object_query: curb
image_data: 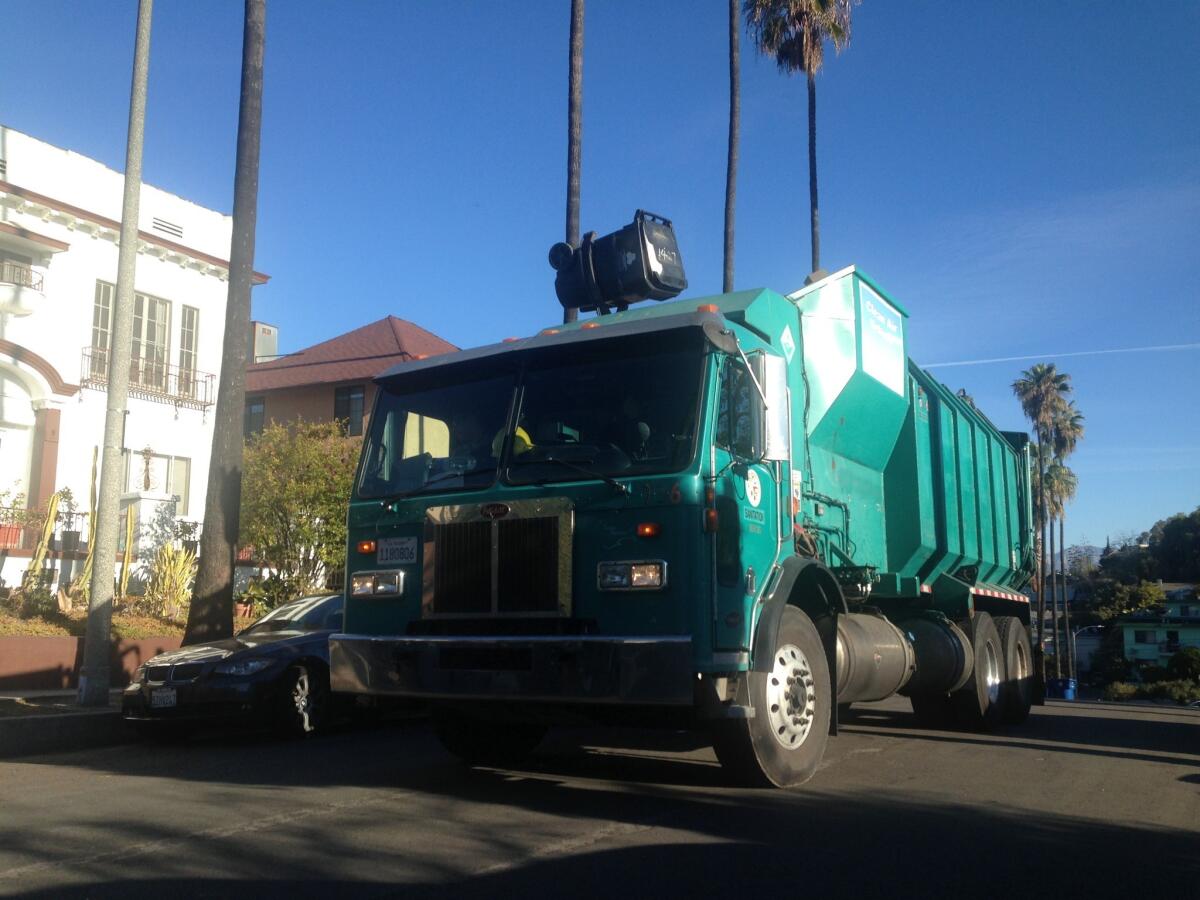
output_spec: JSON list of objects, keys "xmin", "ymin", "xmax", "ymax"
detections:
[{"xmin": 0, "ymin": 709, "xmax": 133, "ymax": 759}]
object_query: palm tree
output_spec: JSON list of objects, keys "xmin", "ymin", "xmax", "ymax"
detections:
[
  {"xmin": 744, "ymin": 0, "xmax": 855, "ymax": 274},
  {"xmin": 1052, "ymin": 401, "xmax": 1084, "ymax": 679},
  {"xmin": 185, "ymin": 0, "xmax": 266, "ymax": 645},
  {"xmin": 723, "ymin": 0, "xmax": 741, "ymax": 293},
  {"xmin": 1045, "ymin": 463, "xmax": 1078, "ymax": 679},
  {"xmin": 1012, "ymin": 363, "xmax": 1071, "ymax": 669},
  {"xmin": 563, "ymin": 0, "xmax": 584, "ymax": 324}
]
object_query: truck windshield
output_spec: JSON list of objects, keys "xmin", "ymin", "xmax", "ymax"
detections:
[
  {"xmin": 504, "ymin": 340, "xmax": 704, "ymax": 484},
  {"xmin": 357, "ymin": 332, "xmax": 705, "ymax": 499},
  {"xmin": 357, "ymin": 372, "xmax": 516, "ymax": 499}
]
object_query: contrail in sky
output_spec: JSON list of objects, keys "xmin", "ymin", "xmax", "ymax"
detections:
[{"xmin": 922, "ymin": 342, "xmax": 1200, "ymax": 369}]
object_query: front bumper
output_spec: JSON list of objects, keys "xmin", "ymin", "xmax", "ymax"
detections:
[
  {"xmin": 121, "ymin": 676, "xmax": 278, "ymax": 722},
  {"xmin": 330, "ymin": 634, "xmax": 694, "ymax": 706}
]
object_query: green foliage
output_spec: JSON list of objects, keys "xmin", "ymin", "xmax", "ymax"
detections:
[
  {"xmin": 1092, "ymin": 580, "xmax": 1166, "ymax": 621},
  {"xmin": 1138, "ymin": 664, "xmax": 1170, "ymax": 684},
  {"xmin": 141, "ymin": 543, "xmax": 197, "ymax": 619},
  {"xmin": 1167, "ymin": 647, "xmax": 1200, "ymax": 681},
  {"xmin": 1089, "ymin": 626, "xmax": 1131, "ymax": 684},
  {"xmin": 240, "ymin": 420, "xmax": 361, "ymax": 601},
  {"xmin": 239, "ymin": 573, "xmax": 292, "ymax": 612},
  {"xmin": 1102, "ymin": 682, "xmax": 1138, "ymax": 701},
  {"xmin": 1102, "ymin": 678, "xmax": 1200, "ymax": 705}
]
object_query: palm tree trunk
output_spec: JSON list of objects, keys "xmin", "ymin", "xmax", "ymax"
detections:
[
  {"xmin": 1035, "ymin": 438, "xmax": 1048, "ymax": 675},
  {"xmin": 1060, "ymin": 513, "xmax": 1074, "ymax": 681},
  {"xmin": 78, "ymin": 0, "xmax": 153, "ymax": 706},
  {"xmin": 806, "ymin": 71, "xmax": 819, "ymax": 274},
  {"xmin": 185, "ymin": 0, "xmax": 265, "ymax": 645},
  {"xmin": 722, "ymin": 0, "xmax": 739, "ymax": 294},
  {"xmin": 1049, "ymin": 511, "xmax": 1061, "ymax": 678},
  {"xmin": 563, "ymin": 0, "xmax": 584, "ymax": 324}
]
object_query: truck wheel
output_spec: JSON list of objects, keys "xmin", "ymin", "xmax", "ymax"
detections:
[
  {"xmin": 909, "ymin": 692, "xmax": 955, "ymax": 728},
  {"xmin": 712, "ymin": 606, "xmax": 830, "ymax": 788},
  {"xmin": 995, "ymin": 616, "xmax": 1033, "ymax": 725},
  {"xmin": 433, "ymin": 710, "xmax": 547, "ymax": 766},
  {"xmin": 952, "ymin": 612, "xmax": 1005, "ymax": 732}
]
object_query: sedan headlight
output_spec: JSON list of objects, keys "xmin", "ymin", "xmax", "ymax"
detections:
[
  {"xmin": 214, "ymin": 658, "xmax": 274, "ymax": 676},
  {"xmin": 597, "ymin": 560, "xmax": 667, "ymax": 591},
  {"xmin": 351, "ymin": 570, "xmax": 405, "ymax": 596}
]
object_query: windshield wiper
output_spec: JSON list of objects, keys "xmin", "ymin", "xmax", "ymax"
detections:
[
  {"xmin": 376, "ymin": 467, "xmax": 499, "ymax": 504},
  {"xmin": 516, "ymin": 455, "xmax": 628, "ymax": 495}
]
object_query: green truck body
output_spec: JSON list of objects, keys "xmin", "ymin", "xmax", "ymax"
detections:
[{"xmin": 330, "ymin": 266, "xmax": 1037, "ymax": 786}]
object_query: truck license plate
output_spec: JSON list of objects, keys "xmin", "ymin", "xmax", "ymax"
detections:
[
  {"xmin": 151, "ymin": 688, "xmax": 177, "ymax": 709},
  {"xmin": 377, "ymin": 537, "xmax": 417, "ymax": 565}
]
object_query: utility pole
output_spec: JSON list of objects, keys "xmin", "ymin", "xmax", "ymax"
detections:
[
  {"xmin": 184, "ymin": 0, "xmax": 265, "ymax": 645},
  {"xmin": 78, "ymin": 0, "xmax": 153, "ymax": 707}
]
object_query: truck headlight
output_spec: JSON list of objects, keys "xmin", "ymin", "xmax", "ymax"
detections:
[
  {"xmin": 597, "ymin": 560, "xmax": 667, "ymax": 591},
  {"xmin": 351, "ymin": 570, "xmax": 405, "ymax": 596}
]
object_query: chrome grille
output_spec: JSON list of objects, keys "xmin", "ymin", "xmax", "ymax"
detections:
[
  {"xmin": 425, "ymin": 499, "xmax": 572, "ymax": 617},
  {"xmin": 146, "ymin": 665, "xmax": 171, "ymax": 681},
  {"xmin": 497, "ymin": 516, "xmax": 558, "ymax": 613},
  {"xmin": 432, "ymin": 521, "xmax": 491, "ymax": 614}
]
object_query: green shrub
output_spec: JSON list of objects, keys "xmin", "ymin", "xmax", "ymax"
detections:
[
  {"xmin": 1167, "ymin": 647, "xmax": 1200, "ymax": 682},
  {"xmin": 1103, "ymin": 682, "xmax": 1139, "ymax": 701},
  {"xmin": 1141, "ymin": 679, "xmax": 1200, "ymax": 704},
  {"xmin": 1139, "ymin": 665, "xmax": 1170, "ymax": 684},
  {"xmin": 141, "ymin": 543, "xmax": 197, "ymax": 620}
]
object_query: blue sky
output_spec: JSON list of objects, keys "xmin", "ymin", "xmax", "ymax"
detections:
[{"xmin": 2, "ymin": 0, "xmax": 1197, "ymax": 547}]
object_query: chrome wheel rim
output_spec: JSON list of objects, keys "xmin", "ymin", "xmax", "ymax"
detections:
[
  {"xmin": 1014, "ymin": 637, "xmax": 1029, "ymax": 682},
  {"xmin": 765, "ymin": 643, "xmax": 816, "ymax": 750},
  {"xmin": 292, "ymin": 670, "xmax": 314, "ymax": 733},
  {"xmin": 983, "ymin": 641, "xmax": 1001, "ymax": 706}
]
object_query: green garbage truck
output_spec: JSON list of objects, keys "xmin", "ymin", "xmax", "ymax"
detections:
[{"xmin": 330, "ymin": 213, "xmax": 1037, "ymax": 787}]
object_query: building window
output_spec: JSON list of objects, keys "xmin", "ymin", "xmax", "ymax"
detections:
[
  {"xmin": 1133, "ymin": 630, "xmax": 1157, "ymax": 645},
  {"xmin": 245, "ymin": 397, "xmax": 265, "ymax": 437},
  {"xmin": 1180, "ymin": 605, "xmax": 1192, "ymax": 618},
  {"xmin": 132, "ymin": 292, "xmax": 171, "ymax": 391},
  {"xmin": 91, "ymin": 281, "xmax": 113, "ymax": 378},
  {"xmin": 179, "ymin": 305, "xmax": 199, "ymax": 398},
  {"xmin": 125, "ymin": 452, "xmax": 191, "ymax": 515},
  {"xmin": 335, "ymin": 385, "xmax": 365, "ymax": 436}
]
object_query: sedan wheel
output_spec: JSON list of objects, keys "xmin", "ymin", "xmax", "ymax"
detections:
[{"xmin": 279, "ymin": 664, "xmax": 329, "ymax": 736}]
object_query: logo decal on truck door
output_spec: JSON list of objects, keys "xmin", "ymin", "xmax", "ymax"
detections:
[{"xmin": 746, "ymin": 469, "xmax": 762, "ymax": 507}]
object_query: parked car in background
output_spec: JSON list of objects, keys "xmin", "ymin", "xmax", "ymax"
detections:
[{"xmin": 123, "ymin": 593, "xmax": 344, "ymax": 736}]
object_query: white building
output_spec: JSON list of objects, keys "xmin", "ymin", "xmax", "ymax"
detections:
[{"xmin": 0, "ymin": 126, "xmax": 267, "ymax": 588}]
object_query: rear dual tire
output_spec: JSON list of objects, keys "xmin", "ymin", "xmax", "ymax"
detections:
[{"xmin": 909, "ymin": 612, "xmax": 1032, "ymax": 732}]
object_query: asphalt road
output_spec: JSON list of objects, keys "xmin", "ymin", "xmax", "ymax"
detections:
[{"xmin": 0, "ymin": 696, "xmax": 1197, "ymax": 899}]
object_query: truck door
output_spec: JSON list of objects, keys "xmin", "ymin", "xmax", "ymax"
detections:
[{"xmin": 712, "ymin": 353, "xmax": 785, "ymax": 652}]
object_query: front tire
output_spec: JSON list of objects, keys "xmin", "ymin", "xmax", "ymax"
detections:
[
  {"xmin": 277, "ymin": 663, "xmax": 329, "ymax": 736},
  {"xmin": 712, "ymin": 606, "xmax": 831, "ymax": 788}
]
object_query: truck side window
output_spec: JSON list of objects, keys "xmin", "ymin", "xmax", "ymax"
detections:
[{"xmin": 716, "ymin": 359, "xmax": 758, "ymax": 458}]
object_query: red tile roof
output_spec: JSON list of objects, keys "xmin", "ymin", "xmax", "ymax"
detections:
[{"xmin": 245, "ymin": 315, "xmax": 457, "ymax": 392}]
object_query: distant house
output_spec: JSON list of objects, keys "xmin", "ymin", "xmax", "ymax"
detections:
[
  {"xmin": 1118, "ymin": 584, "xmax": 1200, "ymax": 670},
  {"xmin": 243, "ymin": 316, "xmax": 456, "ymax": 437}
]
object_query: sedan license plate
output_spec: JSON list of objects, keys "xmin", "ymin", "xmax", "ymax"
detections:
[
  {"xmin": 377, "ymin": 537, "xmax": 417, "ymax": 565},
  {"xmin": 151, "ymin": 687, "xmax": 177, "ymax": 709}
]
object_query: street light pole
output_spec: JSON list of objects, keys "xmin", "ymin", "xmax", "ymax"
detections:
[{"xmin": 78, "ymin": 0, "xmax": 153, "ymax": 707}]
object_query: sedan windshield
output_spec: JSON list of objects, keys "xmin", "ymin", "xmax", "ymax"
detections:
[{"xmin": 241, "ymin": 595, "xmax": 343, "ymax": 634}]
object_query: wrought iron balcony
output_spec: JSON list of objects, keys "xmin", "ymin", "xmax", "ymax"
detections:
[
  {"xmin": 0, "ymin": 260, "xmax": 43, "ymax": 291},
  {"xmin": 81, "ymin": 346, "xmax": 214, "ymax": 411}
]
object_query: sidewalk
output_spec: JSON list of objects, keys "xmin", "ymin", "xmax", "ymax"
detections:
[{"xmin": 0, "ymin": 689, "xmax": 130, "ymax": 759}]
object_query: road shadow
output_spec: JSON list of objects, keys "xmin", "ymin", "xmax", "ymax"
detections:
[
  {"xmin": 6, "ymin": 780, "xmax": 1198, "ymax": 899},
  {"xmin": 841, "ymin": 700, "xmax": 1200, "ymax": 767}
]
